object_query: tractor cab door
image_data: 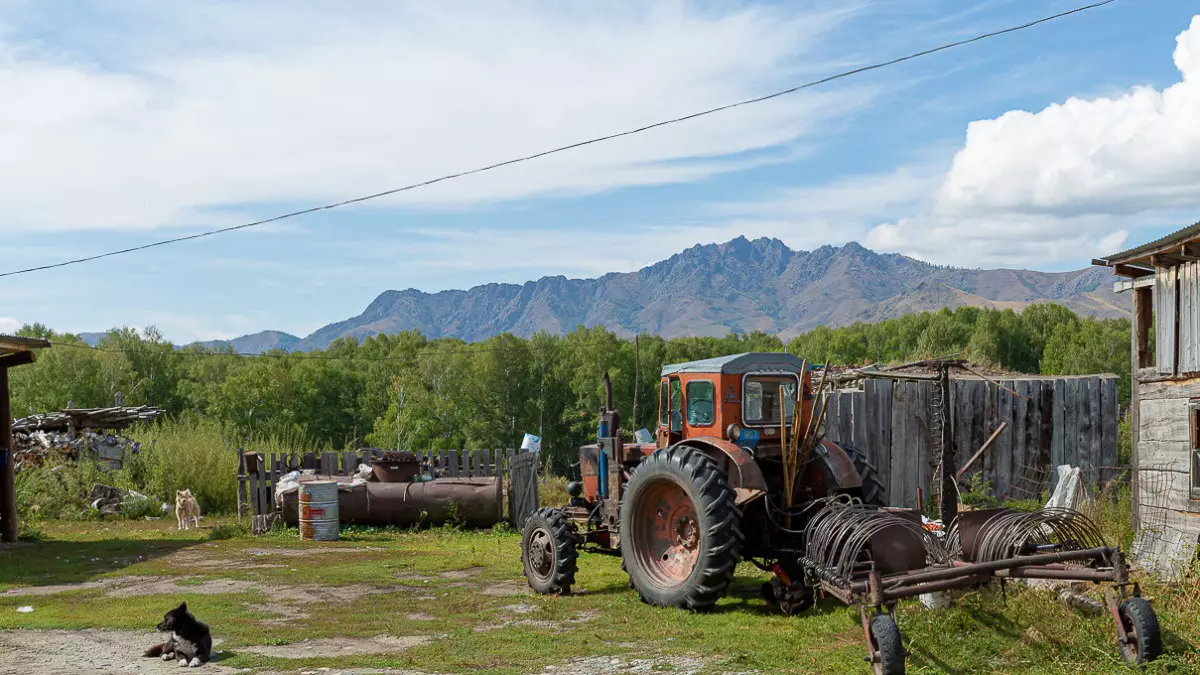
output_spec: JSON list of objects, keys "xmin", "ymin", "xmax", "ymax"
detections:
[{"xmin": 657, "ymin": 377, "xmax": 683, "ymax": 447}]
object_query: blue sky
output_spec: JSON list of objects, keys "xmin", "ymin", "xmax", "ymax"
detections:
[{"xmin": 1, "ymin": 1, "xmax": 1198, "ymax": 342}]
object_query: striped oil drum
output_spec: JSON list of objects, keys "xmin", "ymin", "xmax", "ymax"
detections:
[{"xmin": 298, "ymin": 480, "xmax": 340, "ymax": 541}]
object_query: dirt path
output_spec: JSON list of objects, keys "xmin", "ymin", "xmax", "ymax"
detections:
[{"xmin": 0, "ymin": 629, "xmax": 239, "ymax": 675}]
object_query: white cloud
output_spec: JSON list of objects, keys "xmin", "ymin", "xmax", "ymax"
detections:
[
  {"xmin": 0, "ymin": 1, "xmax": 866, "ymax": 233},
  {"xmin": 0, "ymin": 317, "xmax": 20, "ymax": 334},
  {"xmin": 864, "ymin": 15, "xmax": 1200, "ymax": 267}
]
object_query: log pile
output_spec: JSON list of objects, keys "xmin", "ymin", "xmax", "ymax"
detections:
[{"xmin": 13, "ymin": 405, "xmax": 164, "ymax": 433}]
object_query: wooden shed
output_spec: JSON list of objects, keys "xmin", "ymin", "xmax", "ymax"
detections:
[
  {"xmin": 1095, "ymin": 221, "xmax": 1200, "ymax": 576},
  {"xmin": 0, "ymin": 335, "xmax": 50, "ymax": 542}
]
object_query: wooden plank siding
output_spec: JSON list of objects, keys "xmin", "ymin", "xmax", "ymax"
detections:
[{"xmin": 822, "ymin": 374, "xmax": 1121, "ymax": 508}]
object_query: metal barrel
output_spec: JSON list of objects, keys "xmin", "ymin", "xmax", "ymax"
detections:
[{"xmin": 298, "ymin": 480, "xmax": 340, "ymax": 541}]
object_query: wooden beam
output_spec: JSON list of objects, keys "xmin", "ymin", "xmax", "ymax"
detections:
[
  {"xmin": 1151, "ymin": 253, "xmax": 1186, "ymax": 267},
  {"xmin": 1183, "ymin": 243, "xmax": 1200, "ymax": 260},
  {"xmin": 0, "ymin": 351, "xmax": 35, "ymax": 369},
  {"xmin": 1112, "ymin": 263, "xmax": 1154, "ymax": 278},
  {"xmin": 1133, "ymin": 287, "xmax": 1152, "ymax": 370},
  {"xmin": 0, "ymin": 366, "xmax": 14, "ymax": 542}
]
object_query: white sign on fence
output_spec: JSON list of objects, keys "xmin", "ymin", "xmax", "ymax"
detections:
[{"xmin": 520, "ymin": 433, "xmax": 542, "ymax": 455}]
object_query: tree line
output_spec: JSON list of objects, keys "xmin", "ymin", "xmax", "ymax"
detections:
[{"xmin": 11, "ymin": 304, "xmax": 1130, "ymax": 473}]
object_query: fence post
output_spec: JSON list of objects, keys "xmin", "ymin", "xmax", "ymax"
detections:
[{"xmin": 236, "ymin": 447, "xmax": 247, "ymax": 521}]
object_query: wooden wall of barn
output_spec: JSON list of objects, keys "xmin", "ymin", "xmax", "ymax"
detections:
[
  {"xmin": 820, "ymin": 375, "xmax": 1120, "ymax": 509},
  {"xmin": 1131, "ymin": 373, "xmax": 1200, "ymax": 578}
]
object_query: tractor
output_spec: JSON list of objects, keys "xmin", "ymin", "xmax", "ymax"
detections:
[
  {"xmin": 520, "ymin": 353, "xmax": 1159, "ymax": 674},
  {"xmin": 519, "ymin": 352, "xmax": 880, "ymax": 612}
]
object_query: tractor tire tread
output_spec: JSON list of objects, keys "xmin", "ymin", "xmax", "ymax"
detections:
[
  {"xmin": 521, "ymin": 507, "xmax": 578, "ymax": 595},
  {"xmin": 621, "ymin": 446, "xmax": 743, "ymax": 611},
  {"xmin": 841, "ymin": 443, "xmax": 887, "ymax": 506},
  {"xmin": 1119, "ymin": 597, "xmax": 1162, "ymax": 664},
  {"xmin": 870, "ymin": 614, "xmax": 906, "ymax": 675}
]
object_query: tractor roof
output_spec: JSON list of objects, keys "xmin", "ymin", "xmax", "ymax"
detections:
[{"xmin": 660, "ymin": 352, "xmax": 809, "ymax": 376}]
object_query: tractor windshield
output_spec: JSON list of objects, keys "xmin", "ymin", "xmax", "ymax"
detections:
[{"xmin": 743, "ymin": 375, "xmax": 798, "ymax": 426}]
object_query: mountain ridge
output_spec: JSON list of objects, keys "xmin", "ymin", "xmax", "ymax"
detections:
[{"xmin": 86, "ymin": 238, "xmax": 1125, "ymax": 352}]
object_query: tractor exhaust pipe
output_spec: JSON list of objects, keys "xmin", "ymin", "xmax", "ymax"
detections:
[{"xmin": 604, "ymin": 371, "xmax": 614, "ymax": 411}]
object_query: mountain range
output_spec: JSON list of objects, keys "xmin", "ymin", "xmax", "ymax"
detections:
[{"xmin": 163, "ymin": 237, "xmax": 1123, "ymax": 353}]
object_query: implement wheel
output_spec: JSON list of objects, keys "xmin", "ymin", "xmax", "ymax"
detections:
[
  {"xmin": 521, "ymin": 508, "xmax": 577, "ymax": 595},
  {"xmin": 868, "ymin": 613, "xmax": 905, "ymax": 675},
  {"xmin": 620, "ymin": 446, "xmax": 743, "ymax": 610},
  {"xmin": 1118, "ymin": 597, "xmax": 1162, "ymax": 665}
]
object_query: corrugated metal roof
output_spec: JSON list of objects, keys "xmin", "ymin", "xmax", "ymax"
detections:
[
  {"xmin": 1095, "ymin": 220, "xmax": 1200, "ymax": 266},
  {"xmin": 0, "ymin": 334, "xmax": 50, "ymax": 357},
  {"xmin": 661, "ymin": 352, "xmax": 808, "ymax": 376}
]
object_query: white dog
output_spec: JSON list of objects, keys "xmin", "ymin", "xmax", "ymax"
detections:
[{"xmin": 175, "ymin": 489, "xmax": 201, "ymax": 530}]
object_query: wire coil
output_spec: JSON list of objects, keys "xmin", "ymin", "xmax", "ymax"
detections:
[
  {"xmin": 803, "ymin": 502, "xmax": 950, "ymax": 584},
  {"xmin": 963, "ymin": 507, "xmax": 1107, "ymax": 564}
]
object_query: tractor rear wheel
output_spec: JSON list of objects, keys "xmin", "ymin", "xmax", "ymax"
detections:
[
  {"xmin": 521, "ymin": 508, "xmax": 578, "ymax": 595},
  {"xmin": 840, "ymin": 443, "xmax": 886, "ymax": 506},
  {"xmin": 620, "ymin": 446, "xmax": 743, "ymax": 610}
]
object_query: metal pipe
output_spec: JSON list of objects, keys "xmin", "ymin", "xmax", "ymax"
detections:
[
  {"xmin": 881, "ymin": 575, "xmax": 985, "ymax": 601},
  {"xmin": 994, "ymin": 567, "xmax": 1117, "ymax": 582},
  {"xmin": 851, "ymin": 546, "xmax": 1115, "ymax": 593}
]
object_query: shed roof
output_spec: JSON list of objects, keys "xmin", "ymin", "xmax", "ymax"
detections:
[
  {"xmin": 1093, "ymin": 220, "xmax": 1200, "ymax": 274},
  {"xmin": 661, "ymin": 352, "xmax": 808, "ymax": 376},
  {"xmin": 0, "ymin": 335, "xmax": 50, "ymax": 359}
]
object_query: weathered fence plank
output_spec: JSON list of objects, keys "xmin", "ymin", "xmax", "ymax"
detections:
[{"xmin": 822, "ymin": 374, "xmax": 1120, "ymax": 508}]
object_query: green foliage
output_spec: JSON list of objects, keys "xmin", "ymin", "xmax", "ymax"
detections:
[
  {"xmin": 10, "ymin": 305, "xmax": 1132, "ymax": 491},
  {"xmin": 14, "ymin": 454, "xmax": 111, "ymax": 520},
  {"xmin": 960, "ymin": 474, "xmax": 1002, "ymax": 509},
  {"xmin": 122, "ymin": 417, "xmax": 242, "ymax": 514},
  {"xmin": 119, "ymin": 494, "xmax": 163, "ymax": 519}
]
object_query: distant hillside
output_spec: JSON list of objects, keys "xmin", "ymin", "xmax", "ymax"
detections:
[
  {"xmin": 275, "ymin": 238, "xmax": 1122, "ymax": 350},
  {"xmin": 197, "ymin": 330, "xmax": 301, "ymax": 354}
]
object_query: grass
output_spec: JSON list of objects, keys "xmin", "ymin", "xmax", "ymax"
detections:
[{"xmin": 2, "ymin": 519, "xmax": 1198, "ymax": 674}]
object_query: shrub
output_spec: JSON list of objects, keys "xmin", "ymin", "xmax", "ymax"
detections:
[
  {"xmin": 123, "ymin": 417, "xmax": 241, "ymax": 514},
  {"xmin": 15, "ymin": 454, "xmax": 111, "ymax": 520}
]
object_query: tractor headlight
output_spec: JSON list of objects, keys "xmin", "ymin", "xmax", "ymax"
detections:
[{"xmin": 726, "ymin": 423, "xmax": 741, "ymax": 442}]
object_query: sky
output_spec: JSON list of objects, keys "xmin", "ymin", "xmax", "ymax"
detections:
[{"xmin": 1, "ymin": 1, "xmax": 1198, "ymax": 342}]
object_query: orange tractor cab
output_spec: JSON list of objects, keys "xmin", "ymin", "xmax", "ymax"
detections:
[{"xmin": 521, "ymin": 353, "xmax": 880, "ymax": 610}]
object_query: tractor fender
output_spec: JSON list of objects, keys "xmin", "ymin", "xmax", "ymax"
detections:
[
  {"xmin": 816, "ymin": 438, "xmax": 863, "ymax": 490},
  {"xmin": 674, "ymin": 437, "xmax": 767, "ymax": 506}
]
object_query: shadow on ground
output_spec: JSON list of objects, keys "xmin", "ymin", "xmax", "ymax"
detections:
[{"xmin": 0, "ymin": 538, "xmax": 198, "ymax": 589}]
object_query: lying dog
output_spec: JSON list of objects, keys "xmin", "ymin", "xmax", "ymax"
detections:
[
  {"xmin": 143, "ymin": 601, "xmax": 212, "ymax": 667},
  {"xmin": 175, "ymin": 489, "xmax": 200, "ymax": 530}
]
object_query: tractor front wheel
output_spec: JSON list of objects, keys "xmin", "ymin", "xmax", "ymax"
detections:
[
  {"xmin": 521, "ymin": 508, "xmax": 578, "ymax": 595},
  {"xmin": 620, "ymin": 447, "xmax": 743, "ymax": 610}
]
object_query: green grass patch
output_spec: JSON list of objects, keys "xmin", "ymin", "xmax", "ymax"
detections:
[{"xmin": 2, "ymin": 520, "xmax": 1197, "ymax": 674}]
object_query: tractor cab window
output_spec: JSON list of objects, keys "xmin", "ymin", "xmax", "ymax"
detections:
[
  {"xmin": 743, "ymin": 375, "xmax": 798, "ymax": 426},
  {"xmin": 686, "ymin": 381, "xmax": 715, "ymax": 426},
  {"xmin": 669, "ymin": 379, "xmax": 683, "ymax": 432},
  {"xmin": 659, "ymin": 380, "xmax": 670, "ymax": 427}
]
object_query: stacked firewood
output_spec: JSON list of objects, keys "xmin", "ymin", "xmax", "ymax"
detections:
[{"xmin": 13, "ymin": 405, "xmax": 163, "ymax": 433}]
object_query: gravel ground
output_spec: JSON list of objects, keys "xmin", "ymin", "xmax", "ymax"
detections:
[{"xmin": 0, "ymin": 629, "xmax": 238, "ymax": 675}]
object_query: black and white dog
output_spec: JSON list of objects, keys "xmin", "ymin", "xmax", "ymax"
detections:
[{"xmin": 143, "ymin": 602, "xmax": 213, "ymax": 668}]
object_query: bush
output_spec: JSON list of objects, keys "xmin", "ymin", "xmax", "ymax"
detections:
[
  {"xmin": 15, "ymin": 454, "xmax": 112, "ymax": 519},
  {"xmin": 123, "ymin": 417, "xmax": 241, "ymax": 514},
  {"xmin": 121, "ymin": 494, "xmax": 165, "ymax": 520}
]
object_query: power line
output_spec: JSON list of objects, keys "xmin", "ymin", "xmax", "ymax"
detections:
[{"xmin": 0, "ymin": 0, "xmax": 1116, "ymax": 279}]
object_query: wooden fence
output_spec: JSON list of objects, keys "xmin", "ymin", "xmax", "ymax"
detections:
[
  {"xmin": 238, "ymin": 448, "xmax": 522, "ymax": 520},
  {"xmin": 821, "ymin": 374, "xmax": 1120, "ymax": 509}
]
